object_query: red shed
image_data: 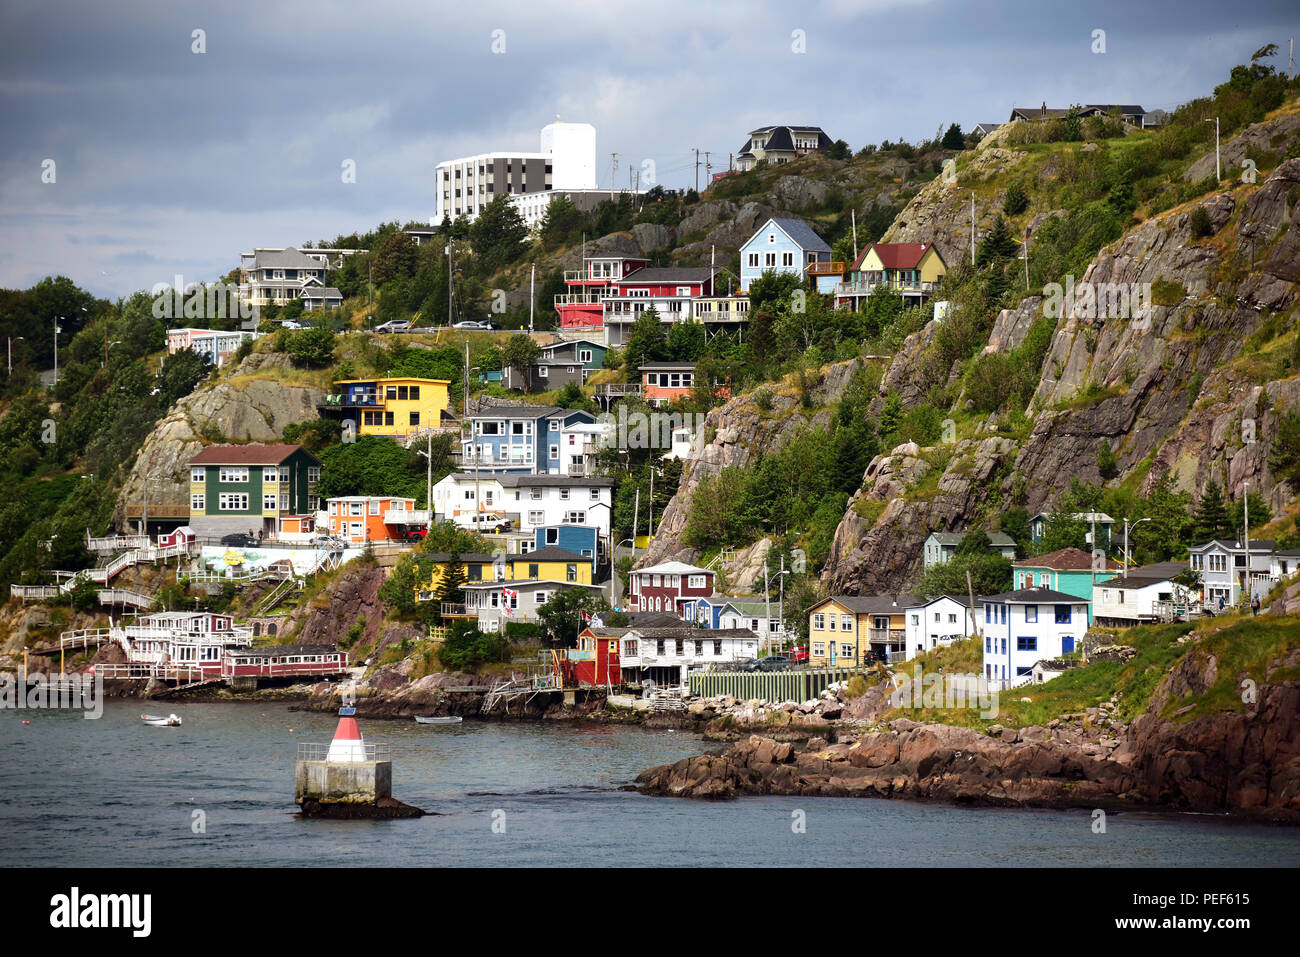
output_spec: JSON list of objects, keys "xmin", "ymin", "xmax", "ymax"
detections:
[{"xmin": 565, "ymin": 625, "xmax": 626, "ymax": 687}]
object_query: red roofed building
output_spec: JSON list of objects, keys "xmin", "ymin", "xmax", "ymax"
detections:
[{"xmin": 836, "ymin": 241, "xmax": 947, "ymax": 310}]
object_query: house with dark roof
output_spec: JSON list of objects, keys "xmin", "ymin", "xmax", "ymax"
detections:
[
  {"xmin": 1008, "ymin": 103, "xmax": 1149, "ymax": 126},
  {"xmin": 972, "ymin": 122, "xmax": 1003, "ymax": 139},
  {"xmin": 461, "ymin": 401, "xmax": 599, "ymax": 475},
  {"xmin": 187, "ymin": 444, "xmax": 321, "ymax": 538},
  {"xmin": 237, "ymin": 247, "xmax": 342, "ymax": 310},
  {"xmin": 837, "ymin": 241, "xmax": 947, "ymax": 310},
  {"xmin": 903, "ymin": 594, "xmax": 982, "ymax": 655},
  {"xmin": 1092, "ymin": 561, "xmax": 1197, "ymax": 627},
  {"xmin": 619, "ymin": 625, "xmax": 761, "ymax": 686},
  {"xmin": 601, "ymin": 265, "xmax": 722, "ymax": 348},
  {"xmin": 738, "ymin": 217, "xmax": 834, "ymax": 293},
  {"xmin": 980, "ymin": 586, "xmax": 1089, "ymax": 687},
  {"xmin": 923, "ymin": 531, "xmax": 1017, "ymax": 570},
  {"xmin": 806, "ymin": 595, "xmax": 909, "ymax": 666},
  {"xmin": 1188, "ymin": 539, "xmax": 1277, "ymax": 607},
  {"xmin": 735, "ymin": 125, "xmax": 833, "ymax": 171}
]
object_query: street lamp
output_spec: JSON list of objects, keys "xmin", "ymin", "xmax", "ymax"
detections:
[
  {"xmin": 54, "ymin": 318, "xmax": 63, "ymax": 384},
  {"xmin": 103, "ymin": 339, "xmax": 123, "ymax": 368},
  {"xmin": 7, "ymin": 336, "xmax": 23, "ymax": 374},
  {"xmin": 1121, "ymin": 517, "xmax": 1152, "ymax": 578}
]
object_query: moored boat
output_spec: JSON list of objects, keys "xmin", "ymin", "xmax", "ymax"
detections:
[
  {"xmin": 413, "ymin": 715, "xmax": 462, "ymax": 725},
  {"xmin": 141, "ymin": 713, "xmax": 182, "ymax": 727}
]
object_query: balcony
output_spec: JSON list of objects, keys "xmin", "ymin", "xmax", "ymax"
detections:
[
  {"xmin": 554, "ymin": 292, "xmax": 610, "ymax": 306},
  {"xmin": 807, "ymin": 261, "xmax": 848, "ymax": 276},
  {"xmin": 384, "ymin": 508, "xmax": 430, "ymax": 525},
  {"xmin": 868, "ymin": 628, "xmax": 905, "ymax": 644},
  {"xmin": 835, "ymin": 279, "xmax": 938, "ymax": 298},
  {"xmin": 691, "ymin": 297, "xmax": 750, "ymax": 322},
  {"xmin": 340, "ymin": 391, "xmax": 382, "ymax": 407}
]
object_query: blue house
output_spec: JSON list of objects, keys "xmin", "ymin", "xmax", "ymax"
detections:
[
  {"xmin": 462, "ymin": 402, "xmax": 597, "ymax": 475},
  {"xmin": 739, "ymin": 217, "xmax": 832, "ymax": 293},
  {"xmin": 533, "ymin": 525, "xmax": 600, "ymax": 564},
  {"xmin": 681, "ymin": 595, "xmax": 735, "ymax": 629}
]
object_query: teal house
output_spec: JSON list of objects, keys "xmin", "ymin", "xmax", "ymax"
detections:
[{"xmin": 1012, "ymin": 546, "xmax": 1120, "ymax": 624}]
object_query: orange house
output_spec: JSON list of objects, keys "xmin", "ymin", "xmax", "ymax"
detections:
[
  {"xmin": 325, "ymin": 496, "xmax": 418, "ymax": 543},
  {"xmin": 641, "ymin": 362, "xmax": 730, "ymax": 408}
]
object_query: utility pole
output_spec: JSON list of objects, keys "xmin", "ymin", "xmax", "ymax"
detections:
[
  {"xmin": 966, "ymin": 569, "xmax": 980, "ymax": 640},
  {"xmin": 1243, "ymin": 479, "xmax": 1250, "ymax": 606},
  {"xmin": 648, "ymin": 466, "xmax": 654, "ymax": 539},
  {"xmin": 704, "ymin": 151, "xmax": 712, "ymax": 185},
  {"xmin": 610, "ymin": 153, "xmax": 618, "ymax": 200},
  {"xmin": 1205, "ymin": 117, "xmax": 1220, "ymax": 181},
  {"xmin": 367, "ymin": 263, "xmax": 372, "ymax": 326},
  {"xmin": 1290, "ymin": 37, "xmax": 1294, "ymax": 81},
  {"xmin": 631, "ymin": 487, "xmax": 640, "ymax": 548},
  {"xmin": 970, "ymin": 192, "xmax": 976, "ymax": 265},
  {"xmin": 763, "ymin": 560, "xmax": 771, "ymax": 658},
  {"xmin": 694, "ymin": 149, "xmax": 700, "ymax": 193},
  {"xmin": 54, "ymin": 317, "xmax": 62, "ymax": 385},
  {"xmin": 446, "ymin": 242, "xmax": 454, "ymax": 328},
  {"xmin": 851, "ymin": 208, "xmax": 858, "ymax": 262},
  {"xmin": 529, "ymin": 264, "xmax": 535, "ymax": 334}
]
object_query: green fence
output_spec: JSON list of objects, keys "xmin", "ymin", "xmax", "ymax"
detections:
[{"xmin": 689, "ymin": 667, "xmax": 865, "ymax": 703}]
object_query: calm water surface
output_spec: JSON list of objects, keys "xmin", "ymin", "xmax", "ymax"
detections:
[{"xmin": 2, "ymin": 701, "xmax": 1296, "ymax": 867}]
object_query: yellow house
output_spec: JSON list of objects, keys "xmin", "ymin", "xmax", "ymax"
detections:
[
  {"xmin": 807, "ymin": 595, "xmax": 908, "ymax": 667},
  {"xmin": 838, "ymin": 242, "xmax": 947, "ymax": 311},
  {"xmin": 335, "ymin": 377, "xmax": 452, "ymax": 438},
  {"xmin": 415, "ymin": 547, "xmax": 593, "ymax": 602}
]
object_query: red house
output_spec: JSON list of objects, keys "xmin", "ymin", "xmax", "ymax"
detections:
[
  {"xmin": 563, "ymin": 625, "xmax": 625, "ymax": 686},
  {"xmin": 628, "ymin": 560, "xmax": 714, "ymax": 616},
  {"xmin": 555, "ymin": 254, "xmax": 650, "ymax": 329}
]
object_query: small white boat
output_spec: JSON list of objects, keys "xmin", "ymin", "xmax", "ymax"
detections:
[
  {"xmin": 141, "ymin": 713, "xmax": 182, "ymax": 727},
  {"xmin": 414, "ymin": 715, "xmax": 462, "ymax": 725}
]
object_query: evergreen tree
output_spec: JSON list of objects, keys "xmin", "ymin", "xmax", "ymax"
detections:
[
  {"xmin": 623, "ymin": 306, "xmax": 667, "ymax": 379},
  {"xmin": 1192, "ymin": 479, "xmax": 1230, "ymax": 542},
  {"xmin": 468, "ymin": 195, "xmax": 528, "ymax": 273},
  {"xmin": 1002, "ymin": 182, "xmax": 1029, "ymax": 216},
  {"xmin": 941, "ymin": 123, "xmax": 965, "ymax": 150},
  {"xmin": 977, "ymin": 214, "xmax": 1019, "ymax": 265}
]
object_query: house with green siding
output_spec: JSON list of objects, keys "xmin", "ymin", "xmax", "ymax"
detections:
[
  {"xmin": 1012, "ymin": 546, "xmax": 1120, "ymax": 624},
  {"xmin": 188, "ymin": 444, "xmax": 321, "ymax": 538}
]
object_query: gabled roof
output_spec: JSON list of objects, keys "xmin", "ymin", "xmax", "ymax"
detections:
[
  {"xmin": 628, "ymin": 626, "xmax": 758, "ymax": 640},
  {"xmin": 906, "ymin": 593, "xmax": 984, "ymax": 610},
  {"xmin": 748, "ymin": 217, "xmax": 830, "ymax": 253},
  {"xmin": 640, "ymin": 361, "xmax": 696, "ymax": 371},
  {"xmin": 811, "ymin": 595, "xmax": 909, "ymax": 615},
  {"xmin": 618, "ymin": 266, "xmax": 718, "ymax": 285},
  {"xmin": 1188, "ymin": 538, "xmax": 1276, "ymax": 552},
  {"xmin": 928, "ymin": 531, "xmax": 1017, "ymax": 547},
  {"xmin": 854, "ymin": 241, "xmax": 945, "ymax": 272},
  {"xmin": 189, "ymin": 444, "xmax": 315, "ymax": 466},
  {"xmin": 633, "ymin": 560, "xmax": 711, "ymax": 576},
  {"xmin": 1103, "ymin": 562, "xmax": 1189, "ymax": 589},
  {"xmin": 300, "ymin": 286, "xmax": 342, "ymax": 299},
  {"xmin": 983, "ymin": 586, "xmax": 1088, "ymax": 604},
  {"xmin": 251, "ymin": 247, "xmax": 322, "ymax": 270},
  {"xmin": 1015, "ymin": 546, "xmax": 1120, "ymax": 572},
  {"xmin": 467, "ymin": 402, "xmax": 576, "ymax": 420},
  {"xmin": 518, "ymin": 546, "xmax": 589, "ymax": 563}
]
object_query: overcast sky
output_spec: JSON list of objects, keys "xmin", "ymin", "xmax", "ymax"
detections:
[{"xmin": 1, "ymin": 0, "xmax": 1297, "ymax": 299}]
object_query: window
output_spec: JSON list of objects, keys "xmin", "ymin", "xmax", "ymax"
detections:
[
  {"xmin": 385, "ymin": 412, "xmax": 394, "ymax": 426},
  {"xmin": 589, "ymin": 487, "xmax": 599, "ymax": 500},
  {"xmin": 781, "ymin": 252, "xmax": 794, "ymax": 267},
  {"xmin": 218, "ymin": 467, "xmax": 249, "ymax": 483},
  {"xmin": 545, "ymin": 529, "xmax": 558, "ymax": 544},
  {"xmin": 985, "ymin": 637, "xmax": 991, "ymax": 653},
  {"xmin": 747, "ymin": 252, "xmax": 759, "ymax": 268},
  {"xmin": 764, "ymin": 252, "xmax": 776, "ymax": 267},
  {"xmin": 218, "ymin": 493, "xmax": 248, "ymax": 511},
  {"xmin": 841, "ymin": 643, "xmax": 854, "ymax": 658},
  {"xmin": 1017, "ymin": 637, "xmax": 1037, "ymax": 651},
  {"xmin": 564, "ymin": 511, "xmax": 586, "ymax": 524},
  {"xmin": 559, "ymin": 488, "xmax": 570, "ymax": 500},
  {"xmin": 840, "ymin": 614, "xmax": 853, "ymax": 631},
  {"xmin": 535, "ymin": 591, "xmax": 548, "ymax": 605},
  {"xmin": 550, "ymin": 445, "xmax": 559, "ymax": 460},
  {"xmin": 688, "ymin": 574, "xmax": 705, "ymax": 588},
  {"xmin": 910, "ymin": 614, "xmax": 919, "ymax": 625},
  {"xmin": 263, "ymin": 468, "xmax": 279, "ymax": 482},
  {"xmin": 1025, "ymin": 605, "xmax": 1038, "ymax": 623},
  {"xmin": 409, "ymin": 412, "xmax": 419, "ymax": 426},
  {"xmin": 308, "ymin": 467, "xmax": 320, "ymax": 483},
  {"xmin": 191, "ymin": 494, "xmax": 204, "ymax": 510},
  {"xmin": 1016, "ymin": 667, "xmax": 1033, "ymax": 677},
  {"xmin": 812, "ymin": 642, "xmax": 826, "ymax": 657},
  {"xmin": 191, "ymin": 468, "xmax": 205, "ymax": 483},
  {"xmin": 566, "ymin": 564, "xmax": 577, "ymax": 582},
  {"xmin": 350, "ymin": 502, "xmax": 363, "ymax": 516},
  {"xmin": 813, "ymin": 613, "xmax": 826, "ymax": 630},
  {"xmin": 538, "ymin": 366, "xmax": 548, "ymax": 379},
  {"xmin": 369, "ymin": 500, "xmax": 380, "ymax": 515},
  {"xmin": 624, "ymin": 640, "xmax": 638, "ymax": 658},
  {"xmin": 656, "ymin": 639, "xmax": 665, "ymax": 656},
  {"xmin": 578, "ymin": 349, "xmax": 593, "ymax": 364},
  {"xmin": 694, "ymin": 640, "xmax": 704, "ymax": 656},
  {"xmin": 1054, "ymin": 605, "xmax": 1072, "ymax": 624},
  {"xmin": 410, "ymin": 386, "xmax": 419, "ymax": 400},
  {"xmin": 529, "ymin": 563, "xmax": 539, "ymax": 578},
  {"xmin": 713, "ymin": 640, "xmax": 722, "ymax": 656},
  {"xmin": 263, "ymin": 494, "xmax": 277, "ymax": 511},
  {"xmin": 527, "ymin": 511, "xmax": 544, "ymax": 525}
]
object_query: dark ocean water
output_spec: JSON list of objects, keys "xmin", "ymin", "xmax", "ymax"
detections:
[{"xmin": 2, "ymin": 701, "xmax": 1296, "ymax": 867}]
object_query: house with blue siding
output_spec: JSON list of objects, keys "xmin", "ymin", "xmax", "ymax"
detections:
[
  {"xmin": 1012, "ymin": 546, "xmax": 1120, "ymax": 624},
  {"xmin": 532, "ymin": 525, "xmax": 601, "ymax": 564},
  {"xmin": 739, "ymin": 217, "xmax": 832, "ymax": 293},
  {"xmin": 462, "ymin": 401, "xmax": 598, "ymax": 475}
]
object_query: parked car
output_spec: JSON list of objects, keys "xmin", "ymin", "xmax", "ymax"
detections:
[
  {"xmin": 864, "ymin": 648, "xmax": 890, "ymax": 665},
  {"xmin": 403, "ymin": 526, "xmax": 428, "ymax": 541},
  {"xmin": 374, "ymin": 319, "xmax": 413, "ymax": 333},
  {"xmin": 452, "ymin": 320, "xmax": 490, "ymax": 330},
  {"xmin": 787, "ymin": 645, "xmax": 809, "ymax": 663},
  {"xmin": 755, "ymin": 655, "xmax": 792, "ymax": 672},
  {"xmin": 220, "ymin": 533, "xmax": 259, "ymax": 547},
  {"xmin": 279, "ymin": 320, "xmax": 303, "ymax": 330},
  {"xmin": 463, "ymin": 513, "xmax": 511, "ymax": 533},
  {"xmin": 310, "ymin": 534, "xmax": 345, "ymax": 549}
]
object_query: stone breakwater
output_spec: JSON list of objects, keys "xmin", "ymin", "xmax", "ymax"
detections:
[{"xmin": 635, "ymin": 680, "xmax": 1300, "ymax": 823}]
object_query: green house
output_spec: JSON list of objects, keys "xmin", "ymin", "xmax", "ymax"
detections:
[
  {"xmin": 188, "ymin": 444, "xmax": 321, "ymax": 538},
  {"xmin": 1012, "ymin": 546, "xmax": 1120, "ymax": 624}
]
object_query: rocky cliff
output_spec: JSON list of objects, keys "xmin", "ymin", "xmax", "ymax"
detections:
[{"xmin": 112, "ymin": 352, "xmax": 325, "ymax": 527}]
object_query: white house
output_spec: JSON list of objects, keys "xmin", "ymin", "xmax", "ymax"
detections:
[
  {"xmin": 1269, "ymin": 547, "xmax": 1300, "ymax": 580},
  {"xmin": 461, "ymin": 579, "xmax": 604, "ymax": 632},
  {"xmin": 1188, "ymin": 539, "xmax": 1276, "ymax": 607},
  {"xmin": 980, "ymin": 586, "xmax": 1088, "ymax": 688},
  {"xmin": 922, "ymin": 531, "xmax": 1018, "ymax": 569},
  {"xmin": 431, "ymin": 473, "xmax": 613, "ymax": 539},
  {"xmin": 618, "ymin": 625, "xmax": 759, "ymax": 688},
  {"xmin": 1092, "ymin": 561, "xmax": 1196, "ymax": 628},
  {"xmin": 904, "ymin": 595, "xmax": 981, "ymax": 656}
]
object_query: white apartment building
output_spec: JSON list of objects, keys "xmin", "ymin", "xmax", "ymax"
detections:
[
  {"xmin": 434, "ymin": 121, "xmax": 596, "ymax": 223},
  {"xmin": 430, "ymin": 473, "xmax": 613, "ymax": 537}
]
